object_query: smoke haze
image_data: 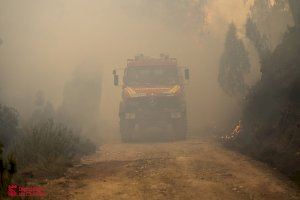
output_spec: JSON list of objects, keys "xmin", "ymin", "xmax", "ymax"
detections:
[{"xmin": 0, "ymin": 0, "xmax": 287, "ymax": 139}]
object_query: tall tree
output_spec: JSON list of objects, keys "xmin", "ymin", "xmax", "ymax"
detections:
[
  {"xmin": 249, "ymin": 0, "xmax": 292, "ymax": 49},
  {"xmin": 218, "ymin": 23, "xmax": 250, "ymax": 98},
  {"xmin": 246, "ymin": 17, "xmax": 271, "ymax": 61}
]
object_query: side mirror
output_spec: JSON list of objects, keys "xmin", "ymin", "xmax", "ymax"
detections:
[
  {"xmin": 114, "ymin": 75, "xmax": 119, "ymax": 86},
  {"xmin": 113, "ymin": 70, "xmax": 119, "ymax": 86},
  {"xmin": 184, "ymin": 68, "xmax": 190, "ymax": 80}
]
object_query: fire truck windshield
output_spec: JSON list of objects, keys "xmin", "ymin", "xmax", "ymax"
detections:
[{"xmin": 125, "ymin": 66, "xmax": 179, "ymax": 87}]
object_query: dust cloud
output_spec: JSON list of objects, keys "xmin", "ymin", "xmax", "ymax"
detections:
[{"xmin": 0, "ymin": 0, "xmax": 257, "ymax": 139}]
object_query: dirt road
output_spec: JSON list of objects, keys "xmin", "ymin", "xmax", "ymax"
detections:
[{"xmin": 46, "ymin": 139, "xmax": 300, "ymax": 200}]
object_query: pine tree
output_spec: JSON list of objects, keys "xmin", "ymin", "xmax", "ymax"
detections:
[
  {"xmin": 249, "ymin": 0, "xmax": 291, "ymax": 49},
  {"xmin": 218, "ymin": 23, "xmax": 250, "ymax": 98},
  {"xmin": 246, "ymin": 17, "xmax": 271, "ymax": 61}
]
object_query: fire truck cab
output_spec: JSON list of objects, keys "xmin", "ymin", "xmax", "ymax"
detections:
[{"xmin": 113, "ymin": 54, "xmax": 189, "ymax": 142}]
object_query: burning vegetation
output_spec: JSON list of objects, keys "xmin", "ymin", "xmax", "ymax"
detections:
[{"xmin": 220, "ymin": 0, "xmax": 300, "ymax": 185}]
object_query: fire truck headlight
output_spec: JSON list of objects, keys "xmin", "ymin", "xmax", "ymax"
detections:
[
  {"xmin": 125, "ymin": 113, "xmax": 136, "ymax": 119},
  {"xmin": 131, "ymin": 93, "xmax": 146, "ymax": 98},
  {"xmin": 171, "ymin": 112, "xmax": 181, "ymax": 119}
]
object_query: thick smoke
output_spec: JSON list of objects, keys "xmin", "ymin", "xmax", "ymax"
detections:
[{"xmin": 0, "ymin": 0, "xmax": 291, "ymax": 139}]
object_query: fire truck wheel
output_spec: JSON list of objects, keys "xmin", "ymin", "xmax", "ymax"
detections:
[
  {"xmin": 172, "ymin": 117, "xmax": 187, "ymax": 140},
  {"xmin": 120, "ymin": 119, "xmax": 134, "ymax": 142}
]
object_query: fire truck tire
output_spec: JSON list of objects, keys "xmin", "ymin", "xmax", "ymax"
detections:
[
  {"xmin": 172, "ymin": 117, "xmax": 187, "ymax": 140},
  {"xmin": 120, "ymin": 119, "xmax": 134, "ymax": 142}
]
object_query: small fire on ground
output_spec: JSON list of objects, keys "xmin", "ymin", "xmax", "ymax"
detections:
[{"xmin": 221, "ymin": 120, "xmax": 241, "ymax": 142}]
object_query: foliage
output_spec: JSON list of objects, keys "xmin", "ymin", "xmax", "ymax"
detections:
[
  {"xmin": 0, "ymin": 142, "xmax": 17, "ymax": 198},
  {"xmin": 224, "ymin": 2, "xmax": 300, "ymax": 182},
  {"xmin": 30, "ymin": 90, "xmax": 56, "ymax": 126},
  {"xmin": 0, "ymin": 104, "xmax": 19, "ymax": 147},
  {"xmin": 249, "ymin": 0, "xmax": 292, "ymax": 49},
  {"xmin": 34, "ymin": 90, "xmax": 45, "ymax": 107},
  {"xmin": 11, "ymin": 120, "xmax": 96, "ymax": 178},
  {"xmin": 57, "ymin": 64, "xmax": 102, "ymax": 131},
  {"xmin": 246, "ymin": 17, "xmax": 271, "ymax": 61},
  {"xmin": 218, "ymin": 23, "xmax": 251, "ymax": 98},
  {"xmin": 230, "ymin": 26, "xmax": 300, "ymax": 185}
]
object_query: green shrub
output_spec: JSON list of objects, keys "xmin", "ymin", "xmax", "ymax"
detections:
[{"xmin": 11, "ymin": 120, "xmax": 96, "ymax": 178}]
